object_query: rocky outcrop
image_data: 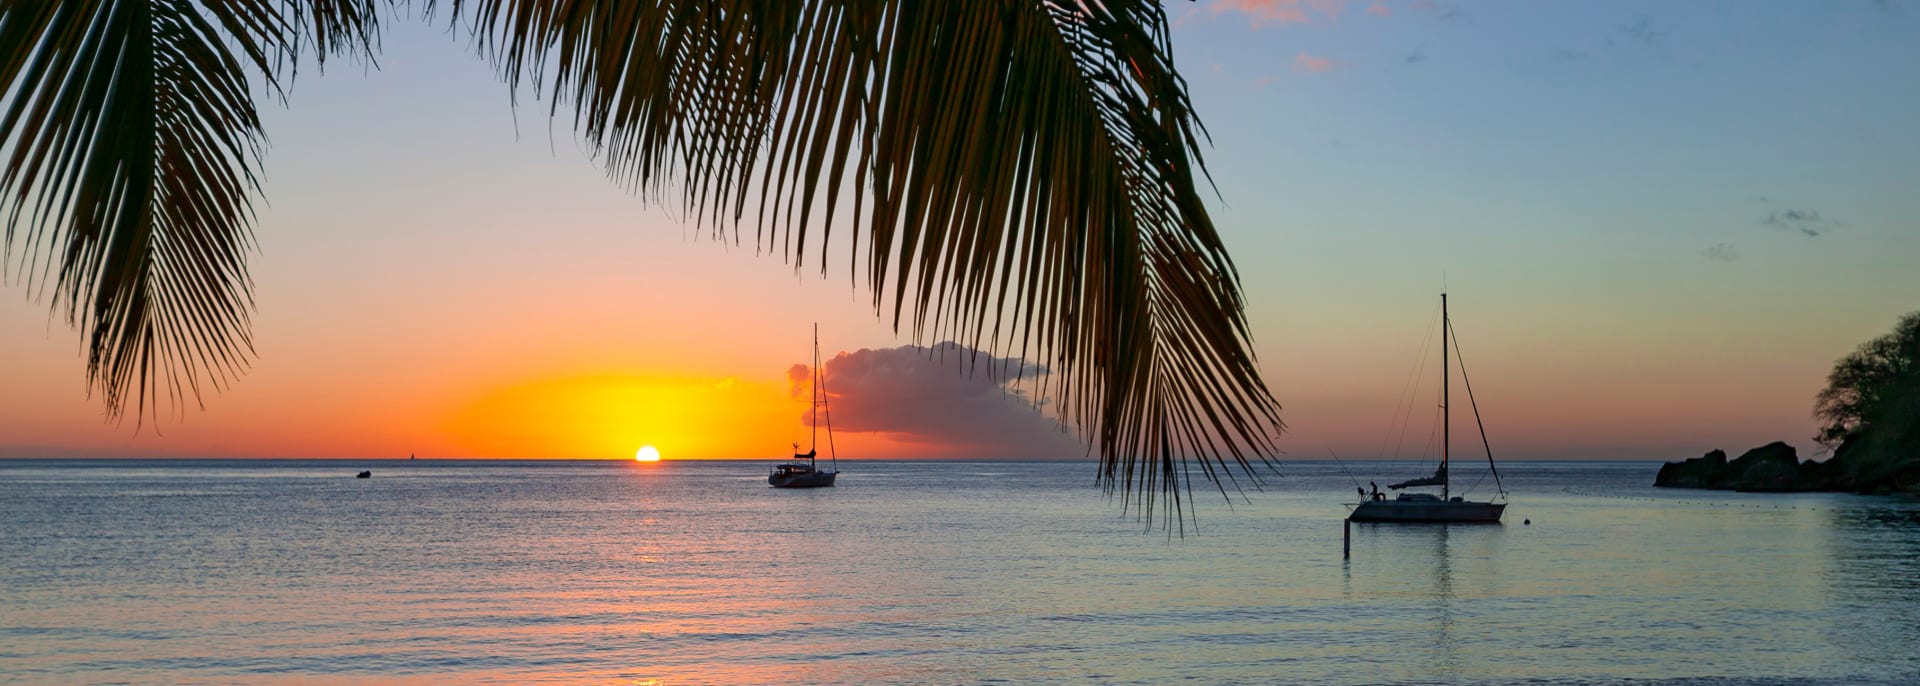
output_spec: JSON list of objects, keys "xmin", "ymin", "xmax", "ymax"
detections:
[
  {"xmin": 1824, "ymin": 430, "xmax": 1920, "ymax": 495},
  {"xmin": 1655, "ymin": 442, "xmax": 1813, "ymax": 492},
  {"xmin": 1653, "ymin": 449, "xmax": 1729, "ymax": 489},
  {"xmin": 1656, "ymin": 440, "xmax": 1919, "ymax": 495}
]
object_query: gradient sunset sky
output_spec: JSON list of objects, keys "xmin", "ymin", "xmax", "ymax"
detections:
[{"xmin": 4, "ymin": 0, "xmax": 1916, "ymax": 460}]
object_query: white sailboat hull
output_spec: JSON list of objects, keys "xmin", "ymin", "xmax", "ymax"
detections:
[{"xmin": 1349, "ymin": 499, "xmax": 1504, "ymax": 523}]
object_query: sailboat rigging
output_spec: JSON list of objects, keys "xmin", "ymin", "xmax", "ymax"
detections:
[
  {"xmin": 1348, "ymin": 293, "xmax": 1507, "ymax": 523},
  {"xmin": 770, "ymin": 324, "xmax": 839, "ymax": 488}
]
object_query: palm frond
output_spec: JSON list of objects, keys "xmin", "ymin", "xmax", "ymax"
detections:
[
  {"xmin": 0, "ymin": 0, "xmax": 381, "ymax": 421},
  {"xmin": 4, "ymin": 0, "xmax": 1282, "ymax": 523},
  {"xmin": 442, "ymin": 0, "xmax": 1284, "ymax": 525}
]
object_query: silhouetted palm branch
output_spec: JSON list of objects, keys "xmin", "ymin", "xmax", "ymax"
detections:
[
  {"xmin": 1, "ymin": 0, "xmax": 379, "ymax": 420},
  {"xmin": 3, "ymin": 0, "xmax": 1282, "ymax": 524}
]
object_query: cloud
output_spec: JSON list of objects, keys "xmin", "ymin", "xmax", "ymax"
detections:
[
  {"xmin": 1367, "ymin": 1, "xmax": 1391, "ymax": 17},
  {"xmin": 1871, "ymin": 0, "xmax": 1903, "ymax": 16},
  {"xmin": 1412, "ymin": 0, "xmax": 1470, "ymax": 23},
  {"xmin": 1762, "ymin": 208, "xmax": 1841, "ymax": 237},
  {"xmin": 789, "ymin": 343, "xmax": 1083, "ymax": 458},
  {"xmin": 1702, "ymin": 243, "xmax": 1740, "ymax": 263},
  {"xmin": 1173, "ymin": 7, "xmax": 1203, "ymax": 28},
  {"xmin": 1550, "ymin": 47, "xmax": 1589, "ymax": 63},
  {"xmin": 1404, "ymin": 48, "xmax": 1425, "ymax": 64},
  {"xmin": 1619, "ymin": 16, "xmax": 1665, "ymax": 47},
  {"xmin": 1212, "ymin": 0, "xmax": 1349, "ymax": 28},
  {"xmin": 1293, "ymin": 52, "xmax": 1339, "ymax": 73}
]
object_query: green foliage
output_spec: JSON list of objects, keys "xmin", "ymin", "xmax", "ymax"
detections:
[
  {"xmin": 1, "ymin": 0, "xmax": 1283, "ymax": 524},
  {"xmin": 1814, "ymin": 310, "xmax": 1920, "ymax": 451}
]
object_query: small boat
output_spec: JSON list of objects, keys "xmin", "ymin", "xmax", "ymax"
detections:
[
  {"xmin": 356, "ymin": 470, "xmax": 372, "ymax": 479},
  {"xmin": 771, "ymin": 324, "xmax": 839, "ymax": 488},
  {"xmin": 1349, "ymin": 293, "xmax": 1507, "ymax": 523}
]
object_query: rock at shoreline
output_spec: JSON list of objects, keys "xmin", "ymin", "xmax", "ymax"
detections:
[
  {"xmin": 1655, "ymin": 439, "xmax": 1918, "ymax": 494},
  {"xmin": 1655, "ymin": 442, "xmax": 1814, "ymax": 492},
  {"xmin": 1827, "ymin": 428, "xmax": 1920, "ymax": 495},
  {"xmin": 1653, "ymin": 449, "xmax": 1728, "ymax": 489}
]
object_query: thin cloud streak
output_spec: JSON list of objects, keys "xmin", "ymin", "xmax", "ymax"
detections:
[
  {"xmin": 1762, "ymin": 209, "xmax": 1841, "ymax": 237},
  {"xmin": 1412, "ymin": 0, "xmax": 1470, "ymax": 23},
  {"xmin": 1294, "ymin": 52, "xmax": 1339, "ymax": 73},
  {"xmin": 1550, "ymin": 47, "xmax": 1589, "ymax": 63},
  {"xmin": 1212, "ymin": 0, "xmax": 1349, "ymax": 28},
  {"xmin": 1618, "ymin": 16, "xmax": 1665, "ymax": 47}
]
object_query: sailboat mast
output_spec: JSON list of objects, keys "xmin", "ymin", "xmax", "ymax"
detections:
[
  {"xmin": 1442, "ymin": 292, "xmax": 1450, "ymax": 501},
  {"xmin": 811, "ymin": 323, "xmax": 819, "ymax": 459}
]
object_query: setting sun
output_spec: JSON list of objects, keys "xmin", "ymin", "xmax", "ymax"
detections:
[{"xmin": 635, "ymin": 445, "xmax": 661, "ymax": 462}]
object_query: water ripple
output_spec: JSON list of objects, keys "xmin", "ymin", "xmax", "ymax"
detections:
[{"xmin": 3, "ymin": 459, "xmax": 1917, "ymax": 684}]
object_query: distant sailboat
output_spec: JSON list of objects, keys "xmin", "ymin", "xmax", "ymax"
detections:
[
  {"xmin": 1348, "ymin": 293, "xmax": 1507, "ymax": 523},
  {"xmin": 410, "ymin": 452, "xmax": 415, "ymax": 460},
  {"xmin": 770, "ymin": 324, "xmax": 839, "ymax": 488}
]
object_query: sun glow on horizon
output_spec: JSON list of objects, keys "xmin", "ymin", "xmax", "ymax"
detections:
[
  {"xmin": 636, "ymin": 445, "xmax": 661, "ymax": 462},
  {"xmin": 442, "ymin": 373, "xmax": 803, "ymax": 459}
]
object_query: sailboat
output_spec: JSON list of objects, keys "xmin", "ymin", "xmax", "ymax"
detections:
[
  {"xmin": 770, "ymin": 324, "xmax": 839, "ymax": 488},
  {"xmin": 1348, "ymin": 293, "xmax": 1507, "ymax": 523}
]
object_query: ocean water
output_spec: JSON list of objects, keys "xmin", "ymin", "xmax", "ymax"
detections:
[{"xmin": 2, "ymin": 459, "xmax": 1916, "ymax": 685}]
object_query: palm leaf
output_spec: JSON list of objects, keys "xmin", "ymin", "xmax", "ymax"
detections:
[
  {"xmin": 5, "ymin": 1, "xmax": 1282, "ymax": 524},
  {"xmin": 439, "ymin": 0, "xmax": 1285, "ymax": 525},
  {"xmin": 0, "ymin": 0, "xmax": 380, "ymax": 421}
]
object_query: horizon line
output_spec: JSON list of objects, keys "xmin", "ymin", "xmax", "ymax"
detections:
[{"xmin": 0, "ymin": 456, "xmax": 1681, "ymax": 462}]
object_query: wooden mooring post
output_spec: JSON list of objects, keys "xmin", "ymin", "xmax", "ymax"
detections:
[{"xmin": 1343, "ymin": 517, "xmax": 1351, "ymax": 559}]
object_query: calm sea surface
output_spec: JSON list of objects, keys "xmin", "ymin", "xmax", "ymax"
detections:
[{"xmin": 3, "ymin": 459, "xmax": 1917, "ymax": 685}]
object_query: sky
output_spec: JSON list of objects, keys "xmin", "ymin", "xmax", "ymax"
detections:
[{"xmin": 3, "ymin": 0, "xmax": 1917, "ymax": 461}]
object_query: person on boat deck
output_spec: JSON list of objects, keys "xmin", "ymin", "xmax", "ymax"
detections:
[
  {"xmin": 1369, "ymin": 481, "xmax": 1383, "ymax": 501},
  {"xmin": 1358, "ymin": 486, "xmax": 1367, "ymax": 501}
]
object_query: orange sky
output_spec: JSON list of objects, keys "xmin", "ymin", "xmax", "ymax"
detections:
[{"xmin": 5, "ymin": 11, "xmax": 1917, "ymax": 461}]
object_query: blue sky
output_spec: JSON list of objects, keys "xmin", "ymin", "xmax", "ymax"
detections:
[{"xmin": 1171, "ymin": 0, "xmax": 1919, "ymax": 458}]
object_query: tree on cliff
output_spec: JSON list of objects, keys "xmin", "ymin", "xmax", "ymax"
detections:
[{"xmin": 1814, "ymin": 310, "xmax": 1920, "ymax": 458}]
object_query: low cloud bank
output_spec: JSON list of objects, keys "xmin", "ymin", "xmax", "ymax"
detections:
[{"xmin": 789, "ymin": 343, "xmax": 1083, "ymax": 459}]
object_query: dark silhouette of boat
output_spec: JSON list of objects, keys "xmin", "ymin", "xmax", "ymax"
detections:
[
  {"xmin": 771, "ymin": 325, "xmax": 839, "ymax": 488},
  {"xmin": 1348, "ymin": 293, "xmax": 1507, "ymax": 523},
  {"xmin": 356, "ymin": 470, "xmax": 372, "ymax": 479}
]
